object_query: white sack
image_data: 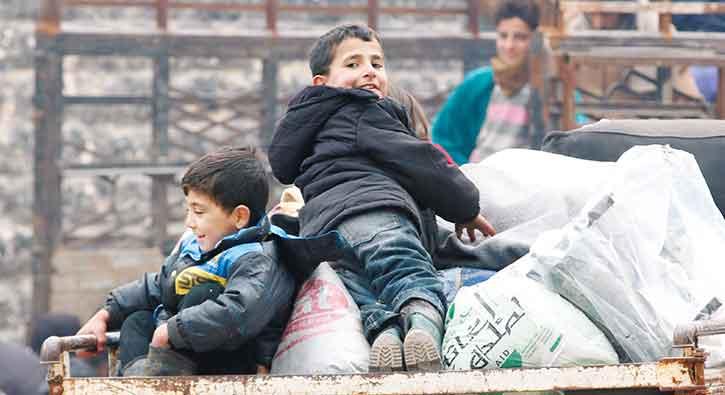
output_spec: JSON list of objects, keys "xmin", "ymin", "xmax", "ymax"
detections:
[{"xmin": 271, "ymin": 262, "xmax": 369, "ymax": 374}]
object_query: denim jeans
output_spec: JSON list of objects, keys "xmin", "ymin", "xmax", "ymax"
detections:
[
  {"xmin": 332, "ymin": 209, "xmax": 446, "ymax": 342},
  {"xmin": 118, "ymin": 283, "xmax": 255, "ymax": 374}
]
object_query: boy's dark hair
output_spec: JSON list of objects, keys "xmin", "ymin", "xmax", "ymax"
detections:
[
  {"xmin": 309, "ymin": 23, "xmax": 382, "ymax": 76},
  {"xmin": 181, "ymin": 147, "xmax": 269, "ymax": 225},
  {"xmin": 494, "ymin": 0, "xmax": 540, "ymax": 31}
]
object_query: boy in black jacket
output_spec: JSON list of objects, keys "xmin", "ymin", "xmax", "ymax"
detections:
[{"xmin": 268, "ymin": 24, "xmax": 495, "ymax": 372}]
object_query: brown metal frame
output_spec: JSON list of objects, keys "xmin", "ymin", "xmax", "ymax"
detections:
[
  {"xmin": 40, "ymin": 319, "xmax": 725, "ymax": 395},
  {"xmin": 32, "ymin": 0, "xmax": 497, "ymax": 319},
  {"xmin": 550, "ymin": 1, "xmax": 725, "ymax": 130}
]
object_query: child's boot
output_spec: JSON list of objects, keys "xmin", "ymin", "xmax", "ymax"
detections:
[
  {"xmin": 120, "ymin": 356, "xmax": 147, "ymax": 376},
  {"xmin": 401, "ymin": 299, "xmax": 443, "ymax": 371},
  {"xmin": 143, "ymin": 346, "xmax": 197, "ymax": 376},
  {"xmin": 369, "ymin": 325, "xmax": 404, "ymax": 372}
]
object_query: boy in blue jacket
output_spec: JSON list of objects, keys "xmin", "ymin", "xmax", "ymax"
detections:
[
  {"xmin": 269, "ymin": 24, "xmax": 496, "ymax": 372},
  {"xmin": 76, "ymin": 147, "xmax": 337, "ymax": 376}
]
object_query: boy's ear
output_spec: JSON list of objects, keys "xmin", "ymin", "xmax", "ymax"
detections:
[
  {"xmin": 312, "ymin": 74, "xmax": 328, "ymax": 86},
  {"xmin": 231, "ymin": 205, "xmax": 251, "ymax": 229}
]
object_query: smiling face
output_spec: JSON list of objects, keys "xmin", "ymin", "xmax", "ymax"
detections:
[
  {"xmin": 312, "ymin": 37, "xmax": 389, "ymax": 98},
  {"xmin": 184, "ymin": 189, "xmax": 248, "ymax": 252},
  {"xmin": 496, "ymin": 16, "xmax": 533, "ymax": 65}
]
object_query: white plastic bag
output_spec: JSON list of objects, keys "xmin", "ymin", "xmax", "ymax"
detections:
[
  {"xmin": 434, "ymin": 149, "xmax": 614, "ymax": 271},
  {"xmin": 271, "ymin": 262, "xmax": 369, "ymax": 374},
  {"xmin": 520, "ymin": 145, "xmax": 725, "ymax": 365},
  {"xmin": 442, "ymin": 271, "xmax": 618, "ymax": 370}
]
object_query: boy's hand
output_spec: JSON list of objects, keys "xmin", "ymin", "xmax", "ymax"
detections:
[
  {"xmin": 455, "ymin": 214, "xmax": 496, "ymax": 242},
  {"xmin": 151, "ymin": 323, "xmax": 170, "ymax": 348},
  {"xmin": 75, "ymin": 308, "xmax": 110, "ymax": 358}
]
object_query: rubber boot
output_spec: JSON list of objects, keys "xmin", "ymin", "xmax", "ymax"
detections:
[
  {"xmin": 121, "ymin": 356, "xmax": 148, "ymax": 377},
  {"xmin": 143, "ymin": 346, "xmax": 197, "ymax": 376},
  {"xmin": 400, "ymin": 299, "xmax": 443, "ymax": 371},
  {"xmin": 369, "ymin": 325, "xmax": 404, "ymax": 372}
]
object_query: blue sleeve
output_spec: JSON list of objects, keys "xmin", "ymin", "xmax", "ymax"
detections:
[{"xmin": 431, "ymin": 67, "xmax": 494, "ymax": 165}]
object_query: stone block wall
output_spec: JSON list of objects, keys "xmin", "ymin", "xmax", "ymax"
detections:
[{"xmin": 50, "ymin": 248, "xmax": 163, "ymax": 321}]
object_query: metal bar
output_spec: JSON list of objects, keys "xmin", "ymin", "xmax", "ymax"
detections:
[
  {"xmin": 156, "ymin": 0, "xmax": 168, "ymax": 31},
  {"xmin": 151, "ymin": 52, "xmax": 171, "ymax": 251},
  {"xmin": 33, "ymin": 36, "xmax": 63, "ymax": 320},
  {"xmin": 659, "ymin": 12, "xmax": 673, "ymax": 39},
  {"xmin": 561, "ymin": 1, "xmax": 725, "ymax": 15},
  {"xmin": 64, "ymin": 96, "xmax": 151, "ymax": 106},
  {"xmin": 718, "ymin": 68, "xmax": 725, "ymax": 119},
  {"xmin": 266, "ymin": 0, "xmax": 278, "ymax": 34},
  {"xmin": 63, "ymin": 163, "xmax": 188, "ymax": 177},
  {"xmin": 467, "ymin": 0, "xmax": 480, "ymax": 37},
  {"xmin": 63, "ymin": 0, "xmax": 469, "ymax": 16},
  {"xmin": 55, "ymin": 32, "xmax": 496, "ymax": 60},
  {"xmin": 53, "ymin": 360, "xmax": 705, "ymax": 394},
  {"xmin": 674, "ymin": 318, "xmax": 725, "ymax": 348},
  {"xmin": 367, "ymin": 0, "xmax": 379, "ymax": 31},
  {"xmin": 37, "ymin": 0, "xmax": 62, "ymax": 35},
  {"xmin": 65, "ymin": 0, "xmax": 156, "ymax": 6},
  {"xmin": 559, "ymin": 55, "xmax": 576, "ymax": 130},
  {"xmin": 261, "ymin": 56, "xmax": 279, "ymax": 150}
]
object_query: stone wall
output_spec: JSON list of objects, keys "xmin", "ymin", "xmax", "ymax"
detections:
[{"xmin": 50, "ymin": 248, "xmax": 164, "ymax": 322}]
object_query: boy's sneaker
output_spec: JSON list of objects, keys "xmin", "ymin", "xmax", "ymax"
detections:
[
  {"xmin": 401, "ymin": 300, "xmax": 443, "ymax": 371},
  {"xmin": 369, "ymin": 325, "xmax": 404, "ymax": 372}
]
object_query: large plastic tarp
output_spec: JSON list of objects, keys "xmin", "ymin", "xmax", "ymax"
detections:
[
  {"xmin": 435, "ymin": 149, "xmax": 613, "ymax": 271},
  {"xmin": 514, "ymin": 145, "xmax": 725, "ymax": 365}
]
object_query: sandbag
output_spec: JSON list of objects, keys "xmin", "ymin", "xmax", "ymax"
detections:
[
  {"xmin": 271, "ymin": 262, "xmax": 369, "ymax": 374},
  {"xmin": 542, "ymin": 119, "xmax": 725, "ymax": 217},
  {"xmin": 442, "ymin": 270, "xmax": 618, "ymax": 370}
]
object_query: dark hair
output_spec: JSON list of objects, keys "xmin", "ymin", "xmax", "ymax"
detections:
[
  {"xmin": 181, "ymin": 147, "xmax": 269, "ymax": 225},
  {"xmin": 494, "ymin": 0, "xmax": 540, "ymax": 31},
  {"xmin": 309, "ymin": 23, "xmax": 382, "ymax": 76}
]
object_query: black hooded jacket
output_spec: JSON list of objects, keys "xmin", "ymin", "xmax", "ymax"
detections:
[{"xmin": 269, "ymin": 86, "xmax": 480, "ymax": 237}]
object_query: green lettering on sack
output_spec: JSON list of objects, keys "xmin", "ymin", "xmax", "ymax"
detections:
[
  {"xmin": 500, "ymin": 351, "xmax": 522, "ymax": 368},
  {"xmin": 549, "ymin": 335, "xmax": 563, "ymax": 352}
]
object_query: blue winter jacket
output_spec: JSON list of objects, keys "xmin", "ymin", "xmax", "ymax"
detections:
[{"xmin": 103, "ymin": 216, "xmax": 343, "ymax": 366}]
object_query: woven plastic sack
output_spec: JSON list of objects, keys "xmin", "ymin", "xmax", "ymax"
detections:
[
  {"xmin": 271, "ymin": 262, "xmax": 369, "ymax": 374},
  {"xmin": 442, "ymin": 270, "xmax": 618, "ymax": 370}
]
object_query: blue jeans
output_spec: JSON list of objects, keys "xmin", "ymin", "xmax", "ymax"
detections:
[
  {"xmin": 118, "ymin": 283, "xmax": 256, "ymax": 374},
  {"xmin": 332, "ymin": 209, "xmax": 446, "ymax": 342}
]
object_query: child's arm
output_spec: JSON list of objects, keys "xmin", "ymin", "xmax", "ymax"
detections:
[
  {"xmin": 356, "ymin": 106, "xmax": 485, "ymax": 226},
  {"xmin": 165, "ymin": 252, "xmax": 293, "ymax": 352},
  {"xmin": 75, "ymin": 308, "xmax": 110, "ymax": 357},
  {"xmin": 455, "ymin": 213, "xmax": 496, "ymax": 241}
]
